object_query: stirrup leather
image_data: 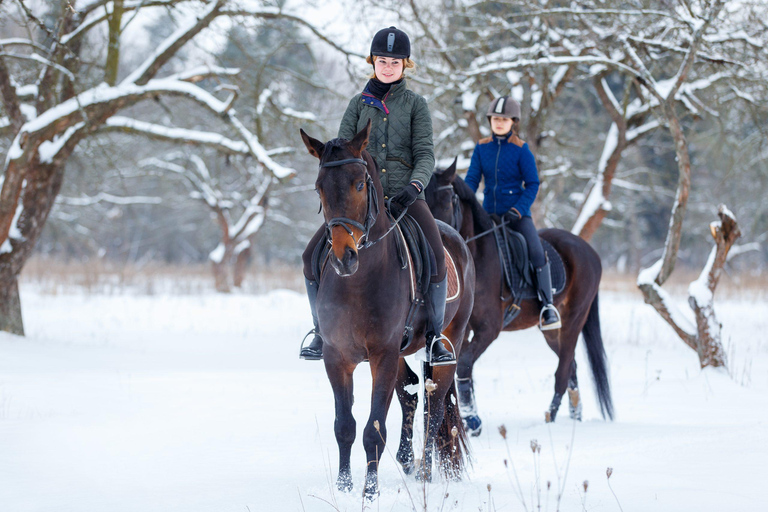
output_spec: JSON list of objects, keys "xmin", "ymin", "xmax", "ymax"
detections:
[
  {"xmin": 539, "ymin": 305, "xmax": 562, "ymax": 331},
  {"xmin": 428, "ymin": 333, "xmax": 456, "ymax": 367}
]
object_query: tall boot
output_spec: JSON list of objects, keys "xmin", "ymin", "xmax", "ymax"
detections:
[
  {"xmin": 299, "ymin": 277, "xmax": 324, "ymax": 360},
  {"xmin": 425, "ymin": 277, "xmax": 456, "ymax": 366},
  {"xmin": 536, "ymin": 261, "xmax": 562, "ymax": 331}
]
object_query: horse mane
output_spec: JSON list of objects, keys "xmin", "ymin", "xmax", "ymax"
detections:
[
  {"xmin": 321, "ymin": 138, "xmax": 350, "ymax": 161},
  {"xmin": 452, "ymin": 175, "xmax": 495, "ymax": 234}
]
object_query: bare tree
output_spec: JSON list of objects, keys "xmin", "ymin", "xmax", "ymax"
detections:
[
  {"xmin": 141, "ymin": 153, "xmax": 274, "ymax": 292},
  {"xmin": 0, "ymin": 0, "xmax": 354, "ymax": 334}
]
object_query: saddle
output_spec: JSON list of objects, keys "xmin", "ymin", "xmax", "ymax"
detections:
[
  {"xmin": 490, "ymin": 217, "xmax": 566, "ymax": 327},
  {"xmin": 311, "ymin": 213, "xmax": 460, "ymax": 353}
]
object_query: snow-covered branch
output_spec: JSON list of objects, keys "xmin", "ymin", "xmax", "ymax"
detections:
[
  {"xmin": 167, "ymin": 66, "xmax": 241, "ymax": 83},
  {"xmin": 122, "ymin": 0, "xmax": 225, "ymax": 85},
  {"xmin": 63, "ymin": 0, "xmax": 187, "ymax": 46},
  {"xmin": 56, "ymin": 193, "xmax": 162, "ymax": 206},
  {"xmin": 221, "ymin": 7, "xmax": 366, "ymax": 60},
  {"xmin": 100, "ymin": 117, "xmax": 251, "ymax": 155}
]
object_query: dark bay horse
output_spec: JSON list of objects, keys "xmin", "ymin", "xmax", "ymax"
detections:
[
  {"xmin": 299, "ymin": 122, "xmax": 475, "ymax": 499},
  {"xmin": 425, "ymin": 160, "xmax": 613, "ymax": 433}
]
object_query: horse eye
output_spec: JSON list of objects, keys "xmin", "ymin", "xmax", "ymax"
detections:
[
  {"xmin": 315, "ymin": 188, "xmax": 320, "ymax": 196},
  {"xmin": 356, "ymin": 181, "xmax": 365, "ymax": 192}
]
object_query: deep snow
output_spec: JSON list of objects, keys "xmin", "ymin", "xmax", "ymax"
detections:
[{"xmin": 1, "ymin": 286, "xmax": 766, "ymax": 511}]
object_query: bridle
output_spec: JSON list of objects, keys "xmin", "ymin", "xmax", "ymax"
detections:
[
  {"xmin": 437, "ymin": 184, "xmax": 463, "ymax": 232},
  {"xmin": 319, "ymin": 155, "xmax": 409, "ymax": 250},
  {"xmin": 319, "ymin": 156, "xmax": 380, "ymax": 250}
]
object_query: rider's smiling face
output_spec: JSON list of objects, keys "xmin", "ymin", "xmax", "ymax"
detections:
[{"xmin": 373, "ymin": 56, "xmax": 404, "ymax": 84}]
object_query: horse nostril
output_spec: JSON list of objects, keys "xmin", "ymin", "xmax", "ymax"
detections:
[{"xmin": 343, "ymin": 247, "xmax": 357, "ymax": 266}]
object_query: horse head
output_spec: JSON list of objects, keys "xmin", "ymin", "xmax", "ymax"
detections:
[
  {"xmin": 300, "ymin": 120, "xmax": 380, "ymax": 277},
  {"xmin": 426, "ymin": 157, "xmax": 460, "ymax": 229}
]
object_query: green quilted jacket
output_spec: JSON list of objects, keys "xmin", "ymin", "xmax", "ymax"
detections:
[{"xmin": 337, "ymin": 79, "xmax": 434, "ymax": 199}]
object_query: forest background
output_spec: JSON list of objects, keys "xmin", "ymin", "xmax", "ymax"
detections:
[{"xmin": 1, "ymin": 0, "xmax": 766, "ymax": 340}]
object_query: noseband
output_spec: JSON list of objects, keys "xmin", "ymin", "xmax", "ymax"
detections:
[{"xmin": 320, "ymin": 157, "xmax": 380, "ymax": 250}]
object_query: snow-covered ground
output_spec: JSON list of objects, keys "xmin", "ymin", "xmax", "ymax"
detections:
[{"xmin": 1, "ymin": 285, "xmax": 766, "ymax": 511}]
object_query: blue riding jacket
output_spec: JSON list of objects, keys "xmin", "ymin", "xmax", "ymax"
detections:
[{"xmin": 464, "ymin": 133, "xmax": 540, "ymax": 217}]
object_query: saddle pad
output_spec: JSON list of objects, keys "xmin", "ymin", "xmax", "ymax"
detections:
[
  {"xmin": 400, "ymin": 228, "xmax": 460, "ymax": 303},
  {"xmin": 510, "ymin": 238, "xmax": 566, "ymax": 300},
  {"xmin": 445, "ymin": 248, "xmax": 460, "ymax": 302}
]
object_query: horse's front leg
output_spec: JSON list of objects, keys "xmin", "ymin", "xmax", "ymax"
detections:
[
  {"xmin": 324, "ymin": 349, "xmax": 356, "ymax": 492},
  {"xmin": 395, "ymin": 358, "xmax": 419, "ymax": 475},
  {"xmin": 362, "ymin": 350, "xmax": 400, "ymax": 500}
]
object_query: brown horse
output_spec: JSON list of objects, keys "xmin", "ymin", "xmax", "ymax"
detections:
[
  {"xmin": 299, "ymin": 122, "xmax": 475, "ymax": 499},
  {"xmin": 424, "ymin": 160, "xmax": 613, "ymax": 433}
]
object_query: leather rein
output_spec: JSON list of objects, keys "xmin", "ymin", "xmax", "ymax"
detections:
[{"xmin": 438, "ymin": 183, "xmax": 506, "ymax": 243}]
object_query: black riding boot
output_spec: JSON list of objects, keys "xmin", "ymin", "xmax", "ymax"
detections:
[
  {"xmin": 425, "ymin": 277, "xmax": 456, "ymax": 366},
  {"xmin": 536, "ymin": 261, "xmax": 562, "ymax": 331},
  {"xmin": 299, "ymin": 278, "xmax": 323, "ymax": 360}
]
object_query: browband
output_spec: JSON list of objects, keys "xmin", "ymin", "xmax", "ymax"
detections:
[{"xmin": 320, "ymin": 158, "xmax": 367, "ymax": 168}]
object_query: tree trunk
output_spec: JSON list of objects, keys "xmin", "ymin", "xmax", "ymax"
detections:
[
  {"xmin": 0, "ymin": 159, "xmax": 67, "ymax": 335},
  {"xmin": 0, "ymin": 274, "xmax": 24, "ymax": 335},
  {"xmin": 212, "ymin": 259, "xmax": 231, "ymax": 293},
  {"xmin": 639, "ymin": 203, "xmax": 735, "ymax": 369},
  {"xmin": 233, "ymin": 245, "xmax": 251, "ymax": 288},
  {"xmin": 687, "ymin": 205, "xmax": 739, "ymax": 368}
]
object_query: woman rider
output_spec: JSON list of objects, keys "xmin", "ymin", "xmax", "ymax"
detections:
[
  {"xmin": 299, "ymin": 26, "xmax": 455, "ymax": 365},
  {"xmin": 465, "ymin": 96, "xmax": 561, "ymax": 330}
]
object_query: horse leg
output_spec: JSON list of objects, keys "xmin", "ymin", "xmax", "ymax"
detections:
[
  {"xmin": 567, "ymin": 359, "xmax": 582, "ymax": 421},
  {"xmin": 362, "ymin": 351, "xmax": 400, "ymax": 499},
  {"xmin": 427, "ymin": 320, "xmax": 469, "ymax": 481},
  {"xmin": 456, "ymin": 322, "xmax": 500, "ymax": 436},
  {"xmin": 544, "ymin": 325, "xmax": 579, "ymax": 422},
  {"xmin": 418, "ymin": 362, "xmax": 437, "ymax": 482},
  {"xmin": 324, "ymin": 354, "xmax": 356, "ymax": 492},
  {"xmin": 395, "ymin": 358, "xmax": 419, "ymax": 475}
]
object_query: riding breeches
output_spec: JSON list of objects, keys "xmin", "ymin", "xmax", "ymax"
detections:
[
  {"xmin": 503, "ymin": 213, "xmax": 546, "ymax": 268},
  {"xmin": 302, "ymin": 199, "xmax": 446, "ymax": 282}
]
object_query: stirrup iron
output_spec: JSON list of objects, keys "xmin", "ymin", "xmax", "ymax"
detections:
[
  {"xmin": 299, "ymin": 329, "xmax": 323, "ymax": 360},
  {"xmin": 539, "ymin": 304, "xmax": 562, "ymax": 331},
  {"xmin": 428, "ymin": 333, "xmax": 456, "ymax": 367}
]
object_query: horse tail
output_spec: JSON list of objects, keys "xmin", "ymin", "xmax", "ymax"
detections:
[
  {"xmin": 581, "ymin": 292, "xmax": 614, "ymax": 420},
  {"xmin": 436, "ymin": 379, "xmax": 471, "ymax": 479}
]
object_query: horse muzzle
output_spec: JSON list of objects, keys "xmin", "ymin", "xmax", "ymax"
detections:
[{"xmin": 330, "ymin": 245, "xmax": 359, "ymax": 276}]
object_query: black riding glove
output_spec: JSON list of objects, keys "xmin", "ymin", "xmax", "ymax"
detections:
[{"xmin": 389, "ymin": 183, "xmax": 420, "ymax": 217}]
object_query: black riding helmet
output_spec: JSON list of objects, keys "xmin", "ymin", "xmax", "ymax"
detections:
[{"xmin": 370, "ymin": 26, "xmax": 410, "ymax": 59}]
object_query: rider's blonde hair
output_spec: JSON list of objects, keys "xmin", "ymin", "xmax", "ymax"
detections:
[{"xmin": 366, "ymin": 55, "xmax": 416, "ymax": 79}]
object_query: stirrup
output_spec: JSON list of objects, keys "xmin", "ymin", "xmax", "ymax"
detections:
[
  {"xmin": 299, "ymin": 329, "xmax": 323, "ymax": 360},
  {"xmin": 539, "ymin": 305, "xmax": 562, "ymax": 331},
  {"xmin": 428, "ymin": 334, "xmax": 456, "ymax": 367}
]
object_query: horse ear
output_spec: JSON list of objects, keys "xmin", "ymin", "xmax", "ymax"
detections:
[
  {"xmin": 444, "ymin": 157, "xmax": 458, "ymax": 182},
  {"xmin": 300, "ymin": 128, "xmax": 325, "ymax": 159},
  {"xmin": 348, "ymin": 119, "xmax": 372, "ymax": 156}
]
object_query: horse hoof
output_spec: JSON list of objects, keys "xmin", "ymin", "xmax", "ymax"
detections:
[
  {"xmin": 363, "ymin": 475, "xmax": 378, "ymax": 501},
  {"xmin": 336, "ymin": 475, "xmax": 353, "ymax": 493},
  {"xmin": 397, "ymin": 450, "xmax": 415, "ymax": 475},
  {"xmin": 568, "ymin": 388, "xmax": 582, "ymax": 420},
  {"xmin": 463, "ymin": 415, "xmax": 483, "ymax": 436}
]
